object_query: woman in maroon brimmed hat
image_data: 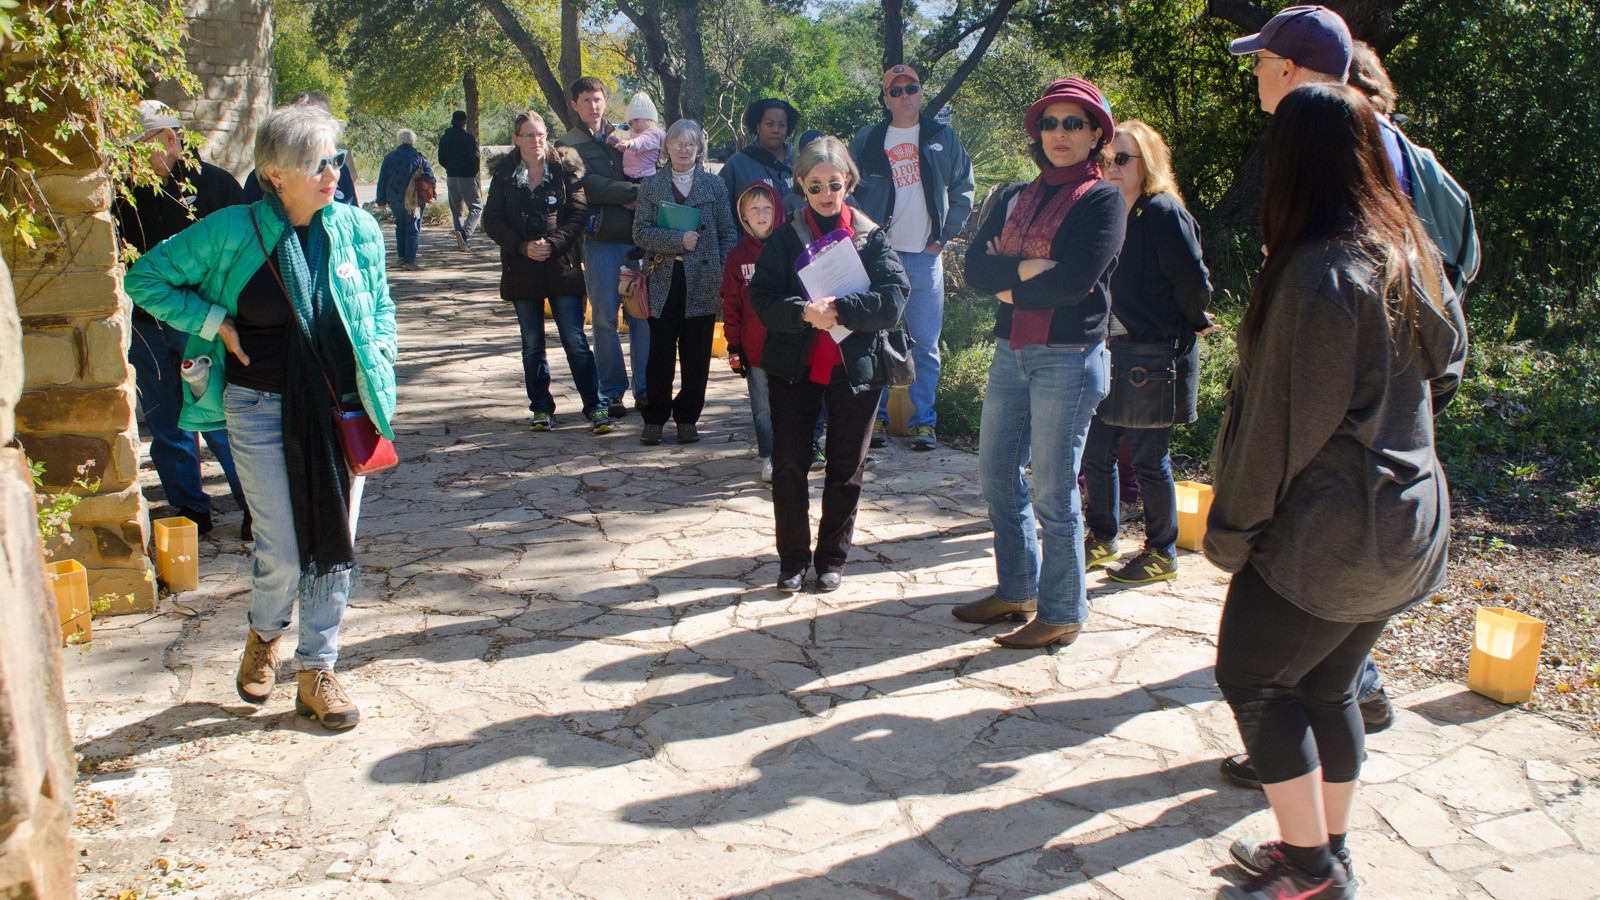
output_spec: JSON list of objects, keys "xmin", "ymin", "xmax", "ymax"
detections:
[{"xmin": 957, "ymin": 77, "xmax": 1127, "ymax": 649}]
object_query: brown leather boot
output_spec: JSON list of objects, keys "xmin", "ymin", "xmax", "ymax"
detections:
[
  {"xmin": 295, "ymin": 670, "xmax": 360, "ymax": 730},
  {"xmin": 994, "ymin": 618, "xmax": 1083, "ymax": 649},
  {"xmin": 236, "ymin": 630, "xmax": 282, "ymax": 704},
  {"xmin": 951, "ymin": 595, "xmax": 1037, "ymax": 624}
]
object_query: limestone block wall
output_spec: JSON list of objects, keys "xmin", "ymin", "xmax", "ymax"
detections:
[
  {"xmin": 0, "ymin": 253, "xmax": 79, "ymax": 899},
  {"xmin": 155, "ymin": 0, "xmax": 275, "ymax": 179},
  {"xmin": 10, "ymin": 132, "xmax": 157, "ymax": 611}
]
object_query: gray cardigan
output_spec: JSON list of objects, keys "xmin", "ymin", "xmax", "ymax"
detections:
[
  {"xmin": 1204, "ymin": 239, "xmax": 1468, "ymax": 622},
  {"xmin": 633, "ymin": 166, "xmax": 739, "ymax": 318}
]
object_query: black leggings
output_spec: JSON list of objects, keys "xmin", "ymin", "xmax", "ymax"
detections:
[{"xmin": 1214, "ymin": 563, "xmax": 1389, "ymax": 785}]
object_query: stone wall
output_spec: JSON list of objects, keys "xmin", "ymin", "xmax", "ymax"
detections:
[
  {"xmin": 155, "ymin": 0, "xmax": 275, "ymax": 179},
  {"xmin": 11, "ymin": 118, "xmax": 158, "ymax": 612},
  {"xmin": 0, "ymin": 252, "xmax": 79, "ymax": 898}
]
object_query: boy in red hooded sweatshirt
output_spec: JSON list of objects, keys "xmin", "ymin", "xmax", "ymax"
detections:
[{"xmin": 721, "ymin": 182, "xmax": 783, "ymax": 482}]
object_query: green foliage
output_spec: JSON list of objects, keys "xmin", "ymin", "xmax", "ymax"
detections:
[
  {"xmin": 30, "ymin": 459, "xmax": 98, "ymax": 558},
  {"xmin": 273, "ymin": 0, "xmax": 349, "ymax": 114},
  {"xmin": 0, "ymin": 0, "xmax": 198, "ymax": 249},
  {"xmin": 1386, "ymin": 0, "xmax": 1600, "ymax": 341}
]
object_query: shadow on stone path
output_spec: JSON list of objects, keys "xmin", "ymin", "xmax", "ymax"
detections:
[{"xmin": 64, "ymin": 226, "xmax": 1600, "ymax": 899}]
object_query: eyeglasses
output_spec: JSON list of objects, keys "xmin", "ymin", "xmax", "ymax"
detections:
[
  {"xmin": 669, "ymin": 141, "xmax": 700, "ymax": 152},
  {"xmin": 1108, "ymin": 152, "xmax": 1142, "ymax": 167},
  {"xmin": 805, "ymin": 181, "xmax": 845, "ymax": 195},
  {"xmin": 887, "ymin": 83, "xmax": 922, "ymax": 98},
  {"xmin": 312, "ymin": 150, "xmax": 348, "ymax": 176},
  {"xmin": 517, "ymin": 130, "xmax": 546, "ymax": 140},
  {"xmin": 1251, "ymin": 54, "xmax": 1287, "ymax": 71},
  {"xmin": 1037, "ymin": 115, "xmax": 1089, "ymax": 133}
]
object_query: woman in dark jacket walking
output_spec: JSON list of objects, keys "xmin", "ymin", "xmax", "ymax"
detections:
[
  {"xmin": 1082, "ymin": 119, "xmax": 1212, "ymax": 584},
  {"xmin": 958, "ymin": 78, "xmax": 1126, "ymax": 649},
  {"xmin": 749, "ymin": 136, "xmax": 910, "ymax": 593},
  {"xmin": 482, "ymin": 110, "xmax": 609, "ymax": 434},
  {"xmin": 632, "ymin": 119, "xmax": 739, "ymax": 445}
]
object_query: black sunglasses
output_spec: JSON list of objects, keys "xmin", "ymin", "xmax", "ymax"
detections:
[
  {"xmin": 313, "ymin": 150, "xmax": 348, "ymax": 175},
  {"xmin": 806, "ymin": 181, "xmax": 846, "ymax": 195},
  {"xmin": 1037, "ymin": 115, "xmax": 1090, "ymax": 134},
  {"xmin": 887, "ymin": 83, "xmax": 922, "ymax": 98},
  {"xmin": 1109, "ymin": 151, "xmax": 1142, "ymax": 167}
]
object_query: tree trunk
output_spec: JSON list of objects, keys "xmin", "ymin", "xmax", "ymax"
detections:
[
  {"xmin": 560, "ymin": 0, "xmax": 582, "ymax": 93},
  {"xmin": 675, "ymin": 0, "xmax": 707, "ymax": 123},
  {"xmin": 464, "ymin": 67, "xmax": 480, "ymax": 136},
  {"xmin": 616, "ymin": 0, "xmax": 684, "ymax": 122},
  {"xmin": 924, "ymin": 0, "xmax": 1018, "ymax": 115},
  {"xmin": 477, "ymin": 0, "xmax": 571, "ymax": 127},
  {"xmin": 881, "ymin": 0, "xmax": 905, "ymax": 70}
]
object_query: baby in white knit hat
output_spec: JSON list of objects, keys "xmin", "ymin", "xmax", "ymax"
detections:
[{"xmin": 608, "ymin": 92, "xmax": 664, "ymax": 180}]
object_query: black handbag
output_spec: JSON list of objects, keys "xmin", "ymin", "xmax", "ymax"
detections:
[
  {"xmin": 878, "ymin": 328, "xmax": 917, "ymax": 387},
  {"xmin": 1099, "ymin": 339, "xmax": 1181, "ymax": 428}
]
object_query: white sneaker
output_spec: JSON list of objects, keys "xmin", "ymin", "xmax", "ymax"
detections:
[{"xmin": 760, "ymin": 458, "xmax": 773, "ymax": 483}]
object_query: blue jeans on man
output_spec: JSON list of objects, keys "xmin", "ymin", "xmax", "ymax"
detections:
[
  {"xmin": 876, "ymin": 249, "xmax": 944, "ymax": 429},
  {"xmin": 394, "ymin": 210, "xmax": 421, "ymax": 265},
  {"xmin": 582, "ymin": 239, "xmax": 649, "ymax": 406},
  {"xmin": 978, "ymin": 340, "xmax": 1110, "ymax": 626},
  {"xmin": 512, "ymin": 296, "xmax": 604, "ymax": 417},
  {"xmin": 130, "ymin": 317, "xmax": 244, "ymax": 517}
]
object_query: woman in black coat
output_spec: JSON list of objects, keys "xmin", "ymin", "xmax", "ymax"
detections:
[
  {"xmin": 482, "ymin": 110, "xmax": 609, "ymax": 434},
  {"xmin": 1082, "ymin": 119, "xmax": 1213, "ymax": 584},
  {"xmin": 749, "ymin": 136, "xmax": 909, "ymax": 593}
]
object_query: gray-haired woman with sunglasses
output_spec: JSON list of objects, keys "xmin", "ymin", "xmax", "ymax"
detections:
[
  {"xmin": 126, "ymin": 102, "xmax": 398, "ymax": 731},
  {"xmin": 749, "ymin": 136, "xmax": 910, "ymax": 594}
]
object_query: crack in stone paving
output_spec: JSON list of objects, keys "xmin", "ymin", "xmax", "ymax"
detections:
[{"xmin": 64, "ymin": 232, "xmax": 1600, "ymax": 898}]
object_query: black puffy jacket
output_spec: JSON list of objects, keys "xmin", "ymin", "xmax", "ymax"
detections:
[{"xmin": 749, "ymin": 209, "xmax": 910, "ymax": 392}]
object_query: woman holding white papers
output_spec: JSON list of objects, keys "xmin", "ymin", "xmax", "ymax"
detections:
[
  {"xmin": 749, "ymin": 136, "xmax": 910, "ymax": 593},
  {"xmin": 633, "ymin": 119, "xmax": 739, "ymax": 445}
]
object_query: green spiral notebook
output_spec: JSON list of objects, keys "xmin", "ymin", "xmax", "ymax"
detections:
[{"xmin": 657, "ymin": 201, "xmax": 700, "ymax": 232}]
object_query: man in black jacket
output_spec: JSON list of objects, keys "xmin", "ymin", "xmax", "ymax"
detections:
[
  {"xmin": 555, "ymin": 76, "xmax": 649, "ymax": 415},
  {"xmin": 112, "ymin": 100, "xmax": 248, "ymax": 537},
  {"xmin": 437, "ymin": 110, "xmax": 483, "ymax": 251}
]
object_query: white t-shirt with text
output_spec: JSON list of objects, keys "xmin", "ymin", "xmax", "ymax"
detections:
[{"xmin": 884, "ymin": 124, "xmax": 932, "ymax": 253}]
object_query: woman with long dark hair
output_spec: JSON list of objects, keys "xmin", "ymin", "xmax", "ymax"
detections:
[
  {"xmin": 1207, "ymin": 83, "xmax": 1466, "ymax": 900},
  {"xmin": 957, "ymin": 78, "xmax": 1126, "ymax": 648}
]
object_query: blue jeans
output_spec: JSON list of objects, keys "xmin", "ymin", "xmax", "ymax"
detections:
[
  {"xmin": 223, "ymin": 385, "xmax": 365, "ymax": 671},
  {"xmin": 582, "ymin": 238, "xmax": 649, "ymax": 403},
  {"xmin": 1083, "ymin": 416, "xmax": 1178, "ymax": 558},
  {"xmin": 130, "ymin": 317, "xmax": 244, "ymax": 512},
  {"xmin": 394, "ymin": 209, "xmax": 421, "ymax": 264},
  {"xmin": 978, "ymin": 340, "xmax": 1110, "ymax": 625},
  {"xmin": 876, "ymin": 250, "xmax": 944, "ymax": 429},
  {"xmin": 512, "ymin": 297, "xmax": 603, "ymax": 417},
  {"xmin": 746, "ymin": 367, "xmax": 774, "ymax": 458}
]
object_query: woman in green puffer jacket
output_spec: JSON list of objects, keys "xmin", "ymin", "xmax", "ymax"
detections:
[{"xmin": 125, "ymin": 103, "xmax": 397, "ymax": 732}]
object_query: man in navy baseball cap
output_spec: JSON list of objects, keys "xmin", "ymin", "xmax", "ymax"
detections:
[{"xmin": 1229, "ymin": 5, "xmax": 1353, "ymax": 113}]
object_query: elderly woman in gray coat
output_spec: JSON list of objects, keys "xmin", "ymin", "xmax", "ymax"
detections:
[{"xmin": 633, "ymin": 119, "xmax": 739, "ymax": 445}]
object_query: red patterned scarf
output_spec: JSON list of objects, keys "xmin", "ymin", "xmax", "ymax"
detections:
[
  {"xmin": 998, "ymin": 158, "xmax": 1102, "ymax": 348},
  {"xmin": 803, "ymin": 204, "xmax": 853, "ymax": 384}
]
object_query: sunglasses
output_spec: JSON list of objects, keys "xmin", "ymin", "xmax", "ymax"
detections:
[
  {"xmin": 887, "ymin": 83, "xmax": 922, "ymax": 98},
  {"xmin": 805, "ymin": 181, "xmax": 846, "ymax": 195},
  {"xmin": 1108, "ymin": 152, "xmax": 1142, "ymax": 167},
  {"xmin": 1037, "ymin": 115, "xmax": 1090, "ymax": 134},
  {"xmin": 312, "ymin": 150, "xmax": 348, "ymax": 175}
]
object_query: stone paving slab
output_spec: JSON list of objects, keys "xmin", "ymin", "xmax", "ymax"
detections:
[{"xmin": 67, "ymin": 230, "xmax": 1600, "ymax": 898}]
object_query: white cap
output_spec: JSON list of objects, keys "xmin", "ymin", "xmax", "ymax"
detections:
[
  {"xmin": 624, "ymin": 93, "xmax": 659, "ymax": 123},
  {"xmin": 132, "ymin": 99, "xmax": 183, "ymax": 141}
]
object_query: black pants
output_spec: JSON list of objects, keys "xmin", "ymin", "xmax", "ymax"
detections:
[
  {"xmin": 1214, "ymin": 562, "xmax": 1388, "ymax": 785},
  {"xmin": 643, "ymin": 262, "xmax": 716, "ymax": 427},
  {"xmin": 768, "ymin": 372, "xmax": 879, "ymax": 575}
]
